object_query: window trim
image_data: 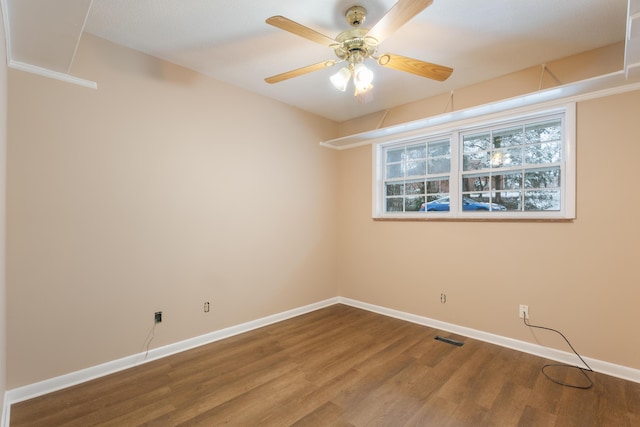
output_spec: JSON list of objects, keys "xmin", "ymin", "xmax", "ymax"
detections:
[{"xmin": 373, "ymin": 103, "xmax": 576, "ymax": 220}]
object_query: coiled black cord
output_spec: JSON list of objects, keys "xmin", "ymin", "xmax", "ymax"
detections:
[{"xmin": 523, "ymin": 315, "xmax": 593, "ymax": 389}]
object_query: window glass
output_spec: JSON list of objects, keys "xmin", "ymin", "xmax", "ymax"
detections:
[
  {"xmin": 382, "ymin": 138, "xmax": 450, "ymax": 213},
  {"xmin": 493, "ymin": 126, "xmax": 522, "ymax": 148},
  {"xmin": 406, "ymin": 161, "xmax": 427, "ymax": 177},
  {"xmin": 524, "ymin": 167, "xmax": 561, "ymax": 189},
  {"xmin": 524, "ymin": 190, "xmax": 561, "ymax": 211},
  {"xmin": 460, "ymin": 115, "xmax": 564, "ymax": 214},
  {"xmin": 407, "ymin": 144, "xmax": 426, "ymax": 159},
  {"xmin": 387, "ymin": 148, "xmax": 404, "ymax": 162},
  {"xmin": 525, "ymin": 142, "xmax": 561, "ymax": 164}
]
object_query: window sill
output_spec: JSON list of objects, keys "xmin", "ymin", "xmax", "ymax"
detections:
[{"xmin": 373, "ymin": 216, "xmax": 575, "ymax": 223}]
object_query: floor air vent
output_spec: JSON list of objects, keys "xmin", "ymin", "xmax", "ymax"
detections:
[{"xmin": 435, "ymin": 336, "xmax": 464, "ymax": 347}]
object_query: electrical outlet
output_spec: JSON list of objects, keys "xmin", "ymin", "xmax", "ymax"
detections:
[
  {"xmin": 519, "ymin": 305, "xmax": 529, "ymax": 319},
  {"xmin": 440, "ymin": 293, "xmax": 447, "ymax": 304},
  {"xmin": 154, "ymin": 311, "xmax": 162, "ymax": 323},
  {"xmin": 204, "ymin": 302, "xmax": 210, "ymax": 313}
]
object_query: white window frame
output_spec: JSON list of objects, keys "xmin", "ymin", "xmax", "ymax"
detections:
[{"xmin": 373, "ymin": 103, "xmax": 576, "ymax": 220}]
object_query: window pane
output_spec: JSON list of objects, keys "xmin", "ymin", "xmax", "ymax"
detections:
[
  {"xmin": 386, "ymin": 183, "xmax": 403, "ymax": 196},
  {"xmin": 387, "ymin": 163, "xmax": 403, "ymax": 179},
  {"xmin": 424, "ymin": 196, "xmax": 450, "ymax": 211},
  {"xmin": 524, "ymin": 167, "xmax": 561, "ymax": 188},
  {"xmin": 428, "ymin": 157, "xmax": 450, "ymax": 174},
  {"xmin": 427, "ymin": 178, "xmax": 449, "ymax": 194},
  {"xmin": 525, "ymin": 142, "xmax": 561, "ymax": 164},
  {"xmin": 427, "ymin": 193, "xmax": 449, "ymax": 203},
  {"xmin": 525, "ymin": 120, "xmax": 561, "ymax": 143},
  {"xmin": 463, "ymin": 152, "xmax": 489, "ymax": 171},
  {"xmin": 405, "ymin": 196, "xmax": 425, "ymax": 212},
  {"xmin": 386, "ymin": 198, "xmax": 404, "ymax": 212},
  {"xmin": 428, "ymin": 140, "xmax": 450, "ymax": 157},
  {"xmin": 387, "ymin": 148, "xmax": 404, "ymax": 163},
  {"xmin": 462, "ymin": 194, "xmax": 491, "ymax": 211},
  {"xmin": 406, "ymin": 161, "xmax": 426, "ymax": 177},
  {"xmin": 462, "ymin": 174, "xmax": 490, "ymax": 192},
  {"xmin": 464, "ymin": 193, "xmax": 490, "ymax": 203},
  {"xmin": 405, "ymin": 180, "xmax": 425, "ymax": 195},
  {"xmin": 494, "ymin": 191, "xmax": 522, "ymax": 211},
  {"xmin": 493, "ymin": 126, "xmax": 523, "ymax": 148},
  {"xmin": 407, "ymin": 144, "xmax": 426, "ymax": 159},
  {"xmin": 492, "ymin": 172, "xmax": 522, "ymax": 190},
  {"xmin": 524, "ymin": 190, "xmax": 561, "ymax": 211},
  {"xmin": 491, "ymin": 147, "xmax": 522, "ymax": 168},
  {"xmin": 464, "ymin": 133, "xmax": 490, "ymax": 151}
]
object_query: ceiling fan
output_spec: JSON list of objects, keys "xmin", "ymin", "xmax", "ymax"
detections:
[{"xmin": 264, "ymin": 0, "xmax": 453, "ymax": 97}]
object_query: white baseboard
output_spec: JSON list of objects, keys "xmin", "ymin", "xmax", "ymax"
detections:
[
  {"xmin": 338, "ymin": 297, "xmax": 640, "ymax": 384},
  {"xmin": 4, "ymin": 296, "xmax": 639, "ymax": 427},
  {"xmin": 0, "ymin": 394, "xmax": 7, "ymax": 427}
]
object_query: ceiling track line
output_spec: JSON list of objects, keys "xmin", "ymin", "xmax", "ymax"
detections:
[
  {"xmin": 376, "ymin": 109, "xmax": 390, "ymax": 129},
  {"xmin": 538, "ymin": 64, "xmax": 547, "ymax": 91},
  {"xmin": 67, "ymin": 0, "xmax": 94, "ymax": 74},
  {"xmin": 0, "ymin": 0, "xmax": 12, "ymax": 66},
  {"xmin": 442, "ymin": 90, "xmax": 454, "ymax": 114}
]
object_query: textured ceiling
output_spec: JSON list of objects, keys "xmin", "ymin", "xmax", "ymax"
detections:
[{"xmin": 4, "ymin": 0, "xmax": 630, "ymax": 121}]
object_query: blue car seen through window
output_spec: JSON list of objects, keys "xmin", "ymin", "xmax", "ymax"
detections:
[{"xmin": 419, "ymin": 197, "xmax": 506, "ymax": 212}]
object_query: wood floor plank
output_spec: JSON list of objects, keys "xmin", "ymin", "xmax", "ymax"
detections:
[
  {"xmin": 517, "ymin": 405, "xmax": 557, "ymax": 426},
  {"xmin": 463, "ymin": 347, "xmax": 512, "ymax": 410},
  {"xmin": 524, "ymin": 362, "xmax": 565, "ymax": 416},
  {"xmin": 433, "ymin": 342, "xmax": 495, "ymax": 405},
  {"xmin": 174, "ymin": 369, "xmax": 316, "ymax": 427},
  {"xmin": 10, "ymin": 304, "xmax": 640, "ymax": 426},
  {"xmin": 279, "ymin": 369, "xmax": 365, "ymax": 426},
  {"xmin": 404, "ymin": 396, "xmax": 458, "ymax": 426},
  {"xmin": 626, "ymin": 379, "xmax": 640, "ymax": 415},
  {"xmin": 482, "ymin": 381, "xmax": 532, "ymax": 426},
  {"xmin": 347, "ymin": 358, "xmax": 436, "ymax": 426},
  {"xmin": 290, "ymin": 401, "xmax": 354, "ymax": 427},
  {"xmin": 152, "ymin": 357, "xmax": 300, "ymax": 425}
]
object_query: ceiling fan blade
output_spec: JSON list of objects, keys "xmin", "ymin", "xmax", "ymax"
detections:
[
  {"xmin": 366, "ymin": 0, "xmax": 433, "ymax": 44},
  {"xmin": 265, "ymin": 60, "xmax": 337, "ymax": 84},
  {"xmin": 266, "ymin": 16, "xmax": 336, "ymax": 47},
  {"xmin": 378, "ymin": 53, "xmax": 453, "ymax": 81}
]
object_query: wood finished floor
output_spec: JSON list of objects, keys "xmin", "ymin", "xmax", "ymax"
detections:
[{"xmin": 10, "ymin": 304, "xmax": 640, "ymax": 426}]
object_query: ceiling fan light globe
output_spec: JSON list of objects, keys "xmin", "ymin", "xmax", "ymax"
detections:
[
  {"xmin": 354, "ymin": 83, "xmax": 373, "ymax": 97},
  {"xmin": 330, "ymin": 66, "xmax": 351, "ymax": 92},
  {"xmin": 353, "ymin": 63, "xmax": 374, "ymax": 90}
]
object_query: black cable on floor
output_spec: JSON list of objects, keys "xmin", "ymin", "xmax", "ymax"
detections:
[
  {"xmin": 523, "ymin": 315, "xmax": 594, "ymax": 389},
  {"xmin": 143, "ymin": 321, "xmax": 157, "ymax": 361}
]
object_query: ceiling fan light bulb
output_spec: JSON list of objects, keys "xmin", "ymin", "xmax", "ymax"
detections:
[
  {"xmin": 330, "ymin": 67, "xmax": 351, "ymax": 92},
  {"xmin": 353, "ymin": 63, "xmax": 374, "ymax": 90}
]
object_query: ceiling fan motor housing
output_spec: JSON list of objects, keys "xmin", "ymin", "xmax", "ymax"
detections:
[{"xmin": 334, "ymin": 28, "xmax": 377, "ymax": 63}]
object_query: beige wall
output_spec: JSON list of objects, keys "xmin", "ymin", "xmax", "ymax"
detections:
[
  {"xmin": 5, "ymin": 31, "xmax": 639, "ymax": 392},
  {"xmin": 1, "ymin": 2, "xmax": 8, "ymax": 417},
  {"xmin": 337, "ymin": 89, "xmax": 640, "ymax": 371},
  {"xmin": 6, "ymin": 34, "xmax": 339, "ymax": 388}
]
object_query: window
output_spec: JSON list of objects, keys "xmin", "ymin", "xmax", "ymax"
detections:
[
  {"xmin": 384, "ymin": 138, "xmax": 451, "ymax": 213},
  {"xmin": 375, "ymin": 105, "xmax": 575, "ymax": 219}
]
